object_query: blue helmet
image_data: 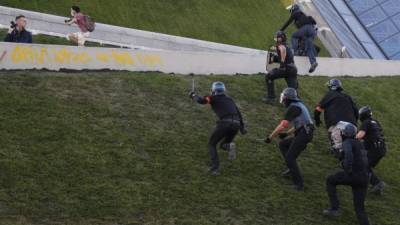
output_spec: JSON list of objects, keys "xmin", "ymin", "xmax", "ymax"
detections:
[
  {"xmin": 326, "ymin": 79, "xmax": 343, "ymax": 91},
  {"xmin": 280, "ymin": 88, "xmax": 300, "ymax": 104},
  {"xmin": 211, "ymin": 81, "xmax": 226, "ymax": 95},
  {"xmin": 337, "ymin": 121, "xmax": 357, "ymax": 138}
]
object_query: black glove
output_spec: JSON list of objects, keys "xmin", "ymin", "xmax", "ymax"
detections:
[
  {"xmin": 314, "ymin": 110, "xmax": 321, "ymax": 127},
  {"xmin": 264, "ymin": 137, "xmax": 272, "ymax": 144},
  {"xmin": 278, "ymin": 133, "xmax": 288, "ymax": 140},
  {"xmin": 240, "ymin": 126, "xmax": 248, "ymax": 135},
  {"xmin": 315, "ymin": 119, "xmax": 321, "ymax": 127},
  {"xmin": 189, "ymin": 92, "xmax": 196, "ymax": 99}
]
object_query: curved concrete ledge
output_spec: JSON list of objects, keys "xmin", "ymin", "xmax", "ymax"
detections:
[{"xmin": 0, "ymin": 43, "xmax": 399, "ymax": 76}]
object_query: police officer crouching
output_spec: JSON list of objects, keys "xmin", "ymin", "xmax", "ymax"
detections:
[
  {"xmin": 323, "ymin": 122, "xmax": 370, "ymax": 225},
  {"xmin": 314, "ymin": 79, "xmax": 358, "ymax": 155},
  {"xmin": 356, "ymin": 106, "xmax": 386, "ymax": 194},
  {"xmin": 190, "ymin": 82, "xmax": 247, "ymax": 175},
  {"xmin": 264, "ymin": 31, "xmax": 298, "ymax": 104},
  {"xmin": 265, "ymin": 88, "xmax": 314, "ymax": 191}
]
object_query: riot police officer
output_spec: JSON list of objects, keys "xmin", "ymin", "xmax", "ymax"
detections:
[
  {"xmin": 190, "ymin": 82, "xmax": 246, "ymax": 175},
  {"xmin": 314, "ymin": 79, "xmax": 358, "ymax": 154},
  {"xmin": 323, "ymin": 122, "xmax": 370, "ymax": 225},
  {"xmin": 264, "ymin": 31, "xmax": 298, "ymax": 104},
  {"xmin": 281, "ymin": 4, "xmax": 318, "ymax": 73},
  {"xmin": 356, "ymin": 106, "xmax": 386, "ymax": 194},
  {"xmin": 265, "ymin": 88, "xmax": 314, "ymax": 190}
]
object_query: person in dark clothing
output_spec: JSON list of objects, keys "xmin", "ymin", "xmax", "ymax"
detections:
[
  {"xmin": 265, "ymin": 88, "xmax": 314, "ymax": 191},
  {"xmin": 264, "ymin": 31, "xmax": 298, "ymax": 104},
  {"xmin": 356, "ymin": 106, "xmax": 386, "ymax": 194},
  {"xmin": 281, "ymin": 4, "xmax": 318, "ymax": 73},
  {"xmin": 323, "ymin": 122, "xmax": 370, "ymax": 225},
  {"xmin": 190, "ymin": 82, "xmax": 246, "ymax": 175},
  {"xmin": 4, "ymin": 15, "xmax": 32, "ymax": 43},
  {"xmin": 314, "ymin": 79, "xmax": 358, "ymax": 154}
]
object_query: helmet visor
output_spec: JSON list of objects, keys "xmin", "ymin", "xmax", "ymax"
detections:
[{"xmin": 279, "ymin": 92, "xmax": 285, "ymax": 104}]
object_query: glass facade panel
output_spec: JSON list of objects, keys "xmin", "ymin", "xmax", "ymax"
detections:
[
  {"xmin": 359, "ymin": 7, "xmax": 387, "ymax": 27},
  {"xmin": 346, "ymin": 0, "xmax": 400, "ymax": 59},
  {"xmin": 348, "ymin": 0, "xmax": 378, "ymax": 14},
  {"xmin": 381, "ymin": 0, "xmax": 400, "ymax": 16},
  {"xmin": 379, "ymin": 33, "xmax": 400, "ymax": 56}
]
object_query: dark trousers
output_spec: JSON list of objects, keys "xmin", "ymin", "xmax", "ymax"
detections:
[
  {"xmin": 291, "ymin": 24, "xmax": 317, "ymax": 64},
  {"xmin": 326, "ymin": 171, "xmax": 369, "ymax": 225},
  {"xmin": 208, "ymin": 122, "xmax": 240, "ymax": 170},
  {"xmin": 279, "ymin": 128, "xmax": 313, "ymax": 186},
  {"xmin": 265, "ymin": 66, "xmax": 298, "ymax": 99},
  {"xmin": 367, "ymin": 145, "xmax": 386, "ymax": 186}
]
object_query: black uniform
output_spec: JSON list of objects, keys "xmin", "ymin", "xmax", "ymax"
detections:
[
  {"xmin": 360, "ymin": 118, "xmax": 386, "ymax": 186},
  {"xmin": 326, "ymin": 138, "xmax": 369, "ymax": 225},
  {"xmin": 279, "ymin": 101, "xmax": 314, "ymax": 187},
  {"xmin": 265, "ymin": 44, "xmax": 298, "ymax": 99},
  {"xmin": 193, "ymin": 94, "xmax": 244, "ymax": 171},
  {"xmin": 281, "ymin": 10, "xmax": 315, "ymax": 31},
  {"xmin": 315, "ymin": 90, "xmax": 359, "ymax": 128}
]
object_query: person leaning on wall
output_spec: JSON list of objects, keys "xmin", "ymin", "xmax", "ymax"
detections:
[{"xmin": 3, "ymin": 15, "xmax": 33, "ymax": 43}]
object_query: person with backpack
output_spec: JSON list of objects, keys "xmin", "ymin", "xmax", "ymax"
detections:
[
  {"xmin": 280, "ymin": 4, "xmax": 318, "ymax": 73},
  {"xmin": 356, "ymin": 106, "xmax": 386, "ymax": 194},
  {"xmin": 264, "ymin": 31, "xmax": 298, "ymax": 104},
  {"xmin": 323, "ymin": 122, "xmax": 370, "ymax": 225},
  {"xmin": 65, "ymin": 6, "xmax": 95, "ymax": 46},
  {"xmin": 314, "ymin": 79, "xmax": 359, "ymax": 156},
  {"xmin": 265, "ymin": 88, "xmax": 314, "ymax": 191},
  {"xmin": 189, "ymin": 82, "xmax": 247, "ymax": 175}
]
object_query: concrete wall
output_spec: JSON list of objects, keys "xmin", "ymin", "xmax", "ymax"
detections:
[
  {"xmin": 0, "ymin": 42, "xmax": 267, "ymax": 75},
  {"xmin": 0, "ymin": 43, "xmax": 399, "ymax": 76},
  {"xmin": 0, "ymin": 6, "xmax": 265, "ymax": 55}
]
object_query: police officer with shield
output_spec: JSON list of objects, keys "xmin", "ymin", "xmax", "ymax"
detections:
[
  {"xmin": 264, "ymin": 31, "xmax": 298, "ymax": 104},
  {"xmin": 190, "ymin": 82, "xmax": 246, "ymax": 175}
]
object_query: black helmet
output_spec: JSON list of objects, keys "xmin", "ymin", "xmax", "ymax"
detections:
[
  {"xmin": 338, "ymin": 121, "xmax": 357, "ymax": 138},
  {"xmin": 290, "ymin": 4, "xmax": 301, "ymax": 14},
  {"xmin": 359, "ymin": 106, "xmax": 372, "ymax": 121},
  {"xmin": 274, "ymin": 30, "xmax": 287, "ymax": 43},
  {"xmin": 280, "ymin": 88, "xmax": 299, "ymax": 104},
  {"xmin": 326, "ymin": 79, "xmax": 342, "ymax": 91}
]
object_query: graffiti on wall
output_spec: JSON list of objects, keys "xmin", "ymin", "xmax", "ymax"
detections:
[{"xmin": 6, "ymin": 45, "xmax": 164, "ymax": 67}]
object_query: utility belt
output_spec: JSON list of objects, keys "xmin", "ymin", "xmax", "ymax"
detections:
[
  {"xmin": 368, "ymin": 139, "xmax": 386, "ymax": 151},
  {"xmin": 295, "ymin": 124, "xmax": 314, "ymax": 135},
  {"xmin": 218, "ymin": 115, "xmax": 241, "ymax": 125}
]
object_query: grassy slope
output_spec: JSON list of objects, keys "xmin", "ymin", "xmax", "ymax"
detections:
[
  {"xmin": 0, "ymin": 71, "xmax": 398, "ymax": 225},
  {"xmin": 0, "ymin": 0, "xmax": 329, "ymax": 56}
]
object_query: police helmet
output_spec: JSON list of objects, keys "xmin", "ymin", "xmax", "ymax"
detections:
[
  {"xmin": 211, "ymin": 81, "xmax": 226, "ymax": 95},
  {"xmin": 359, "ymin": 106, "xmax": 372, "ymax": 122},
  {"xmin": 274, "ymin": 30, "xmax": 287, "ymax": 43},
  {"xmin": 338, "ymin": 122, "xmax": 357, "ymax": 138},
  {"xmin": 280, "ymin": 88, "xmax": 300, "ymax": 104},
  {"xmin": 290, "ymin": 4, "xmax": 301, "ymax": 14},
  {"xmin": 326, "ymin": 79, "xmax": 343, "ymax": 91}
]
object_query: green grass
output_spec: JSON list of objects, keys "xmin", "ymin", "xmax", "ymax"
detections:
[
  {"xmin": 0, "ymin": 71, "xmax": 398, "ymax": 225},
  {"xmin": 0, "ymin": 0, "xmax": 329, "ymax": 56}
]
